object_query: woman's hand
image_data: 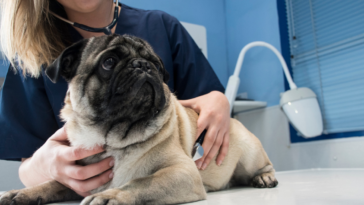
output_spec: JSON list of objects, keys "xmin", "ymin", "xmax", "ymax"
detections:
[
  {"xmin": 179, "ymin": 91, "xmax": 230, "ymax": 170},
  {"xmin": 19, "ymin": 127, "xmax": 114, "ymax": 197}
]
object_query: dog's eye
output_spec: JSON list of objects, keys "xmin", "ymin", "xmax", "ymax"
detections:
[
  {"xmin": 102, "ymin": 58, "xmax": 116, "ymax": 70},
  {"xmin": 154, "ymin": 63, "xmax": 161, "ymax": 70}
]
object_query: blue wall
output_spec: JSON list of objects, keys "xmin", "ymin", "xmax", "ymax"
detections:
[
  {"xmin": 224, "ymin": 0, "xmax": 284, "ymax": 106},
  {"xmin": 121, "ymin": 0, "xmax": 229, "ymax": 88}
]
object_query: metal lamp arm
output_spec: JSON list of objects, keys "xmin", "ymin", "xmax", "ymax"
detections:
[{"xmin": 225, "ymin": 41, "xmax": 297, "ymax": 114}]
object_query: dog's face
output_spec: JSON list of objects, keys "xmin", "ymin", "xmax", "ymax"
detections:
[{"xmin": 46, "ymin": 34, "xmax": 171, "ymax": 148}]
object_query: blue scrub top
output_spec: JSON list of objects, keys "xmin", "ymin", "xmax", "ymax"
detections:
[{"xmin": 0, "ymin": 3, "xmax": 224, "ymax": 160}]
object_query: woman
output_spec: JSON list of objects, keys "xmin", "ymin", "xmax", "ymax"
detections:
[{"xmin": 0, "ymin": 0, "xmax": 230, "ymax": 197}]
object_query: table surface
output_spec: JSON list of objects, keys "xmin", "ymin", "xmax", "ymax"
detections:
[
  {"xmin": 2, "ymin": 168, "xmax": 363, "ymax": 205},
  {"xmin": 233, "ymin": 100, "xmax": 267, "ymax": 114}
]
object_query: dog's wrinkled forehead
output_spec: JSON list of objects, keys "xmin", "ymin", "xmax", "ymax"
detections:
[
  {"xmin": 81, "ymin": 34, "xmax": 157, "ymax": 66},
  {"xmin": 45, "ymin": 34, "xmax": 169, "ymax": 84}
]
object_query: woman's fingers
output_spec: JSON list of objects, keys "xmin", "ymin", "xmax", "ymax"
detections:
[
  {"xmin": 196, "ymin": 114, "xmax": 208, "ymax": 139},
  {"xmin": 194, "ymin": 114, "xmax": 208, "ymax": 169},
  {"xmin": 60, "ymin": 146, "xmax": 104, "ymax": 161},
  {"xmin": 65, "ymin": 169, "xmax": 114, "ymax": 196},
  {"xmin": 200, "ymin": 130, "xmax": 223, "ymax": 170},
  {"xmin": 196, "ymin": 127, "xmax": 218, "ymax": 169},
  {"xmin": 179, "ymin": 92, "xmax": 231, "ymax": 169},
  {"xmin": 179, "ymin": 98, "xmax": 200, "ymax": 113},
  {"xmin": 64, "ymin": 157, "xmax": 114, "ymax": 180},
  {"xmin": 216, "ymin": 132, "xmax": 229, "ymax": 166},
  {"xmin": 195, "ymin": 107, "xmax": 228, "ymax": 170}
]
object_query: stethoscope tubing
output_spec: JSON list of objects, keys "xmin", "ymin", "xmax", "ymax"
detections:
[{"xmin": 49, "ymin": 0, "xmax": 118, "ymax": 35}]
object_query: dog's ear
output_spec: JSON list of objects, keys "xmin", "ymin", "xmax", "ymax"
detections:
[{"xmin": 45, "ymin": 40, "xmax": 86, "ymax": 83}]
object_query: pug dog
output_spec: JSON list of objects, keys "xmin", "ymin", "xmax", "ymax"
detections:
[{"xmin": 0, "ymin": 34, "xmax": 277, "ymax": 205}]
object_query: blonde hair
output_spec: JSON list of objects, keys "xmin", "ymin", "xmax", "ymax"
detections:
[{"xmin": 1, "ymin": 0, "xmax": 66, "ymax": 77}]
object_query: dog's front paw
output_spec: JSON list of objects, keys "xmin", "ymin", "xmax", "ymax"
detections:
[
  {"xmin": 81, "ymin": 189, "xmax": 134, "ymax": 205},
  {"xmin": 0, "ymin": 189, "xmax": 42, "ymax": 205},
  {"xmin": 250, "ymin": 172, "xmax": 278, "ymax": 188}
]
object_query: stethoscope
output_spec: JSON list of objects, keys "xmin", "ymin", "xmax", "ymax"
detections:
[{"xmin": 49, "ymin": 0, "xmax": 119, "ymax": 35}]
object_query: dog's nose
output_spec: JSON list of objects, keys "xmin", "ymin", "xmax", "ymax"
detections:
[{"xmin": 132, "ymin": 59, "xmax": 151, "ymax": 73}]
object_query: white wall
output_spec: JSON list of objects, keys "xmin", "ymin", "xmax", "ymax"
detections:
[{"xmin": 235, "ymin": 106, "xmax": 364, "ymax": 171}]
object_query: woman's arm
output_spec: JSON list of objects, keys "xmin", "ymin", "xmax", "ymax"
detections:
[
  {"xmin": 19, "ymin": 157, "xmax": 49, "ymax": 187},
  {"xmin": 179, "ymin": 91, "xmax": 230, "ymax": 170},
  {"xmin": 18, "ymin": 127, "xmax": 114, "ymax": 197}
]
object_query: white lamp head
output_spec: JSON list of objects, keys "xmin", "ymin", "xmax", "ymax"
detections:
[
  {"xmin": 226, "ymin": 41, "xmax": 323, "ymax": 138},
  {"xmin": 280, "ymin": 87, "xmax": 323, "ymax": 138}
]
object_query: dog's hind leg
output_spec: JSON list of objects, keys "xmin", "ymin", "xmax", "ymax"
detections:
[
  {"xmin": 228, "ymin": 119, "xmax": 278, "ymax": 188},
  {"xmin": 249, "ymin": 165, "xmax": 278, "ymax": 188},
  {"xmin": 230, "ymin": 151, "xmax": 278, "ymax": 188},
  {"xmin": 0, "ymin": 180, "xmax": 82, "ymax": 205}
]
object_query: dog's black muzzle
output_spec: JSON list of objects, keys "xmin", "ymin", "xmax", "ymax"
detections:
[{"xmin": 114, "ymin": 59, "xmax": 166, "ymax": 113}]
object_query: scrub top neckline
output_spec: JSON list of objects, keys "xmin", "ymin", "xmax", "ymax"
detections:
[{"xmin": 68, "ymin": 2, "xmax": 123, "ymax": 44}]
